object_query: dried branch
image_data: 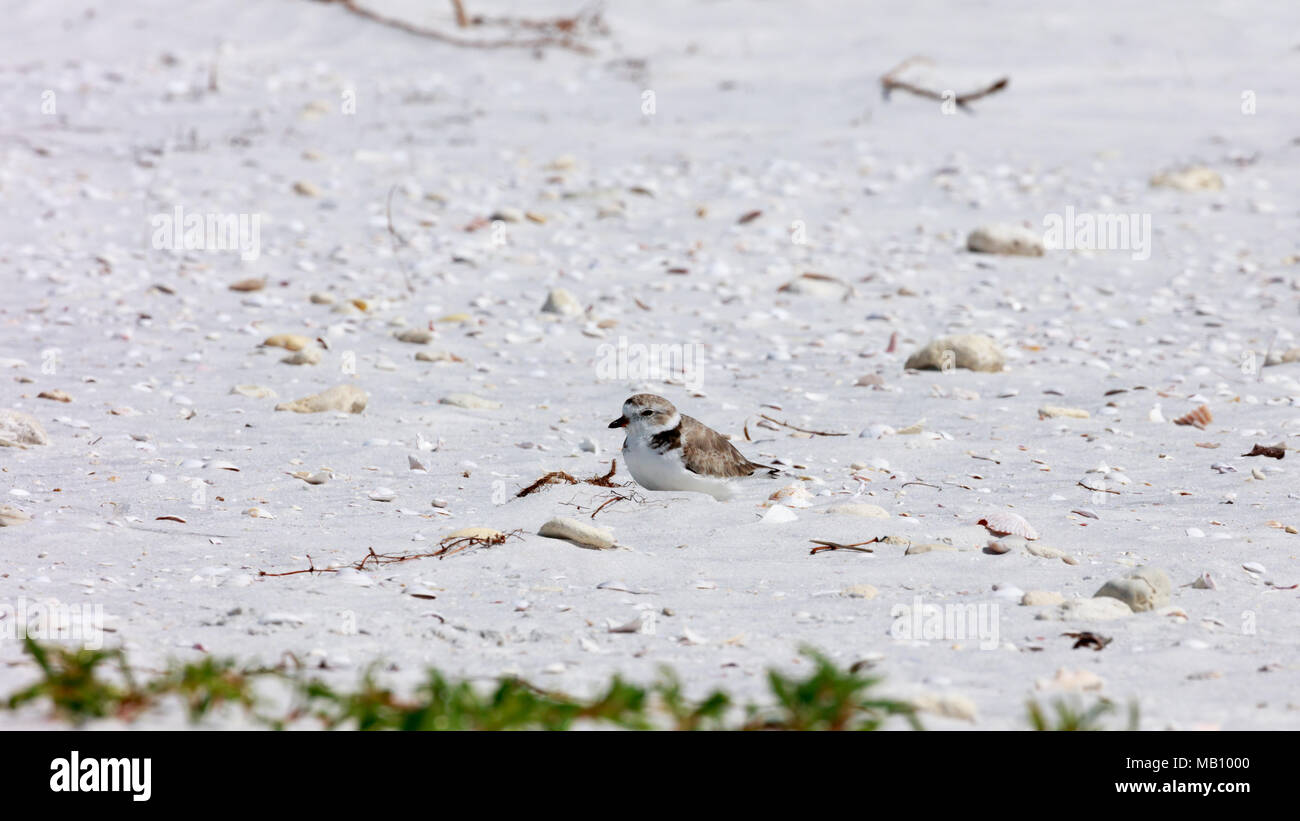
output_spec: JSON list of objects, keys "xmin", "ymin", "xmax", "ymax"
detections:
[
  {"xmin": 321, "ymin": 0, "xmax": 602, "ymax": 55},
  {"xmin": 517, "ymin": 459, "xmax": 621, "ymax": 497},
  {"xmin": 809, "ymin": 538, "xmax": 880, "ymax": 555},
  {"xmin": 759, "ymin": 413, "xmax": 847, "ymax": 437},
  {"xmin": 259, "ymin": 531, "xmax": 523, "ymax": 577}
]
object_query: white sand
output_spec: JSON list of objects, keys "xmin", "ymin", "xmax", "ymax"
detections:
[{"xmin": 2, "ymin": 0, "xmax": 1298, "ymax": 729}]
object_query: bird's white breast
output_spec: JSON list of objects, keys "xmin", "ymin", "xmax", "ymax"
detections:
[{"xmin": 622, "ymin": 435, "xmax": 734, "ymax": 500}]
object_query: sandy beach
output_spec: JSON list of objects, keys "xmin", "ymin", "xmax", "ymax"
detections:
[{"xmin": 2, "ymin": 0, "xmax": 1298, "ymax": 729}]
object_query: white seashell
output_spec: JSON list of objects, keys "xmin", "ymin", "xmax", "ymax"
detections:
[
  {"xmin": 243, "ymin": 507, "xmax": 275, "ymax": 519},
  {"xmin": 977, "ymin": 510, "xmax": 1038, "ymax": 540},
  {"xmin": 1189, "ymin": 572, "xmax": 1216, "ymax": 590},
  {"xmin": 439, "ymin": 393, "xmax": 501, "ymax": 410},
  {"xmin": 147, "ymin": 473, "xmax": 167, "ymax": 484},
  {"xmin": 1186, "ymin": 527, "xmax": 1205, "ymax": 538},
  {"xmin": 368, "ymin": 488, "xmax": 396, "ymax": 502},
  {"xmin": 1242, "ymin": 562, "xmax": 1266, "ymax": 574}
]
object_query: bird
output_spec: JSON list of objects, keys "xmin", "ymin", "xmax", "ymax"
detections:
[{"xmin": 607, "ymin": 393, "xmax": 778, "ymax": 500}]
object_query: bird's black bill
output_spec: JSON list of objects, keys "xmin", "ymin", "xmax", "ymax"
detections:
[{"xmin": 608, "ymin": 416, "xmax": 628, "ymax": 428}]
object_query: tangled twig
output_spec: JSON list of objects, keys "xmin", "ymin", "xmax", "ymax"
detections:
[
  {"xmin": 258, "ymin": 530, "xmax": 524, "ymax": 577},
  {"xmin": 517, "ymin": 459, "xmax": 621, "ymax": 497},
  {"xmin": 759, "ymin": 414, "xmax": 846, "ymax": 437},
  {"xmin": 881, "ymin": 56, "xmax": 1009, "ymax": 113}
]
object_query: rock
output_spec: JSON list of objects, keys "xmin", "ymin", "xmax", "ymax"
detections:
[
  {"xmin": 538, "ymin": 517, "xmax": 615, "ymax": 550},
  {"xmin": 439, "ymin": 393, "xmax": 501, "ymax": 410},
  {"xmin": 540, "ymin": 288, "xmax": 582, "ymax": 317},
  {"xmin": 0, "ymin": 505, "xmax": 33, "ymax": 526},
  {"xmin": 826, "ymin": 502, "xmax": 890, "ymax": 518},
  {"xmin": 841, "ymin": 584, "xmax": 879, "ymax": 599},
  {"xmin": 0, "ymin": 410, "xmax": 49, "ymax": 446},
  {"xmin": 262, "ymin": 333, "xmax": 314, "ymax": 352},
  {"xmin": 1041, "ymin": 597, "xmax": 1134, "ymax": 621},
  {"xmin": 966, "ymin": 224, "xmax": 1045, "ymax": 256},
  {"xmin": 905, "ymin": 542, "xmax": 957, "ymax": 556},
  {"xmin": 231, "ymin": 385, "xmax": 278, "ymax": 399},
  {"xmin": 904, "ymin": 334, "xmax": 1005, "ymax": 373},
  {"xmin": 1150, "ymin": 165, "xmax": 1223, "ymax": 192},
  {"xmin": 1093, "ymin": 566, "xmax": 1172, "ymax": 612},
  {"xmin": 275, "ymin": 384, "xmax": 368, "ymax": 414},
  {"xmin": 1038, "ymin": 405, "xmax": 1090, "ymax": 420},
  {"xmin": 281, "ymin": 347, "xmax": 322, "ymax": 366},
  {"xmin": 1021, "ymin": 590, "xmax": 1065, "ymax": 607},
  {"xmin": 395, "ymin": 328, "xmax": 433, "ymax": 345}
]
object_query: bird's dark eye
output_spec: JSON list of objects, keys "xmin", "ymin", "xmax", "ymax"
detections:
[{"xmin": 640, "ymin": 409, "xmax": 653, "ymax": 416}]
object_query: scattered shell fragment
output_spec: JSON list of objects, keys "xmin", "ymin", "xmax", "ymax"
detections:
[
  {"xmin": 768, "ymin": 484, "xmax": 815, "ymax": 508},
  {"xmin": 231, "ymin": 384, "xmax": 278, "ymax": 399},
  {"xmin": 0, "ymin": 505, "xmax": 33, "ymax": 526},
  {"xmin": 368, "ymin": 488, "xmax": 396, "ymax": 502},
  {"xmin": 281, "ymin": 347, "xmax": 323, "ymax": 366},
  {"xmin": 1173, "ymin": 405, "xmax": 1212, "ymax": 430},
  {"xmin": 439, "ymin": 393, "xmax": 501, "ymax": 410},
  {"xmin": 540, "ymin": 288, "xmax": 582, "ymax": 317},
  {"xmin": 275, "ymin": 384, "xmax": 368, "ymax": 414},
  {"xmin": 446, "ymin": 527, "xmax": 505, "ymax": 541},
  {"xmin": 243, "ymin": 507, "xmax": 275, "ymax": 519},
  {"xmin": 0, "ymin": 410, "xmax": 49, "ymax": 446},
  {"xmin": 228, "ymin": 278, "xmax": 265, "ymax": 292},
  {"xmin": 37, "ymin": 389, "xmax": 72, "ymax": 403},
  {"xmin": 966, "ymin": 223, "xmax": 1045, "ymax": 256},
  {"xmin": 262, "ymin": 333, "xmax": 313, "ymax": 352},
  {"xmin": 1038, "ymin": 405, "xmax": 1089, "ymax": 420},
  {"xmin": 289, "ymin": 470, "xmax": 330, "ymax": 485},
  {"xmin": 1150, "ymin": 165, "xmax": 1223, "ymax": 192},
  {"xmin": 538, "ymin": 517, "xmax": 616, "ymax": 550}
]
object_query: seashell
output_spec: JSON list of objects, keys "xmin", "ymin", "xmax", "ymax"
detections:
[
  {"xmin": 230, "ymin": 384, "xmax": 278, "ymax": 399},
  {"xmin": 262, "ymin": 333, "xmax": 313, "ymax": 352},
  {"xmin": 439, "ymin": 393, "xmax": 501, "ymax": 410},
  {"xmin": 1189, "ymin": 572, "xmax": 1216, "ymax": 590},
  {"xmin": 275, "ymin": 384, "xmax": 368, "ymax": 414},
  {"xmin": 1242, "ymin": 562, "xmax": 1266, "ymax": 575},
  {"xmin": 826, "ymin": 503, "xmax": 890, "ymax": 519},
  {"xmin": 538, "ymin": 516, "xmax": 615, "ymax": 549},
  {"xmin": 289, "ymin": 470, "xmax": 330, "ymax": 485},
  {"xmin": 281, "ymin": 347, "xmax": 322, "ymax": 366},
  {"xmin": 967, "ymin": 223, "xmax": 1046, "ymax": 256},
  {"xmin": 228, "ymin": 277, "xmax": 265, "ymax": 292},
  {"xmin": 0, "ymin": 505, "xmax": 33, "ymax": 526},
  {"xmin": 977, "ymin": 510, "xmax": 1038, "ymax": 540},
  {"xmin": 0, "ymin": 409, "xmax": 49, "ymax": 446},
  {"xmin": 540, "ymin": 288, "xmax": 583, "ymax": 316},
  {"xmin": 37, "ymin": 389, "xmax": 72, "ymax": 403},
  {"xmin": 243, "ymin": 507, "xmax": 275, "ymax": 519},
  {"xmin": 1173, "ymin": 404, "xmax": 1212, "ymax": 430},
  {"xmin": 1150, "ymin": 165, "xmax": 1223, "ymax": 192},
  {"xmin": 368, "ymin": 488, "xmax": 396, "ymax": 502},
  {"xmin": 768, "ymin": 483, "xmax": 814, "ymax": 508},
  {"xmin": 1038, "ymin": 405, "xmax": 1089, "ymax": 420},
  {"xmin": 415, "ymin": 350, "xmax": 461, "ymax": 363}
]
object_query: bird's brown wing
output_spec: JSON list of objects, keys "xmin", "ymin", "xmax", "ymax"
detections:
[{"xmin": 678, "ymin": 415, "xmax": 777, "ymax": 478}]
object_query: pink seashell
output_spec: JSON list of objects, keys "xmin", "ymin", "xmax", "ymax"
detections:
[{"xmin": 978, "ymin": 511, "xmax": 1039, "ymax": 540}]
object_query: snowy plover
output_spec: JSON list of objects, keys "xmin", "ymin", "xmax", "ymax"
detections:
[{"xmin": 607, "ymin": 394, "xmax": 778, "ymax": 501}]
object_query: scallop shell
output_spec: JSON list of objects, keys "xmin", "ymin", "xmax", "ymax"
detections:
[
  {"xmin": 977, "ymin": 511, "xmax": 1039, "ymax": 540},
  {"xmin": 1173, "ymin": 404, "xmax": 1212, "ymax": 430}
]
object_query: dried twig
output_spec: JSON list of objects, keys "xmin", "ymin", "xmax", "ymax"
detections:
[
  {"xmin": 386, "ymin": 184, "xmax": 415, "ymax": 294},
  {"xmin": 758, "ymin": 413, "xmax": 846, "ymax": 437},
  {"xmin": 259, "ymin": 531, "xmax": 524, "ymax": 577},
  {"xmin": 517, "ymin": 459, "xmax": 621, "ymax": 497},
  {"xmin": 1076, "ymin": 481, "xmax": 1120, "ymax": 495},
  {"xmin": 809, "ymin": 538, "xmax": 881, "ymax": 555},
  {"xmin": 881, "ymin": 56, "xmax": 1009, "ymax": 113},
  {"xmin": 321, "ymin": 0, "xmax": 602, "ymax": 55}
]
